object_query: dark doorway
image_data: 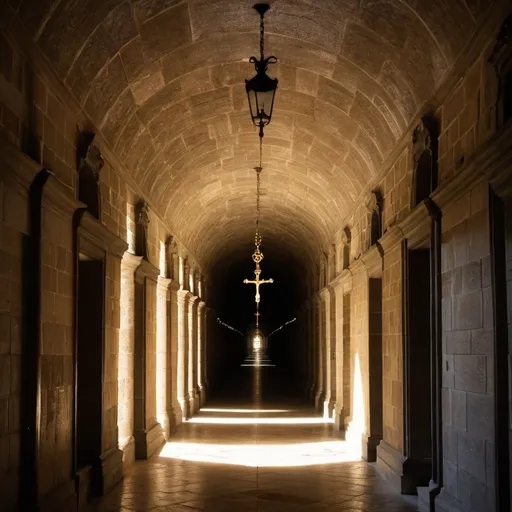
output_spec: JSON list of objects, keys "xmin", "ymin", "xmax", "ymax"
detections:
[
  {"xmin": 490, "ymin": 191, "xmax": 511, "ymax": 511},
  {"xmin": 76, "ymin": 257, "xmax": 104, "ymax": 493},
  {"xmin": 366, "ymin": 278, "xmax": 383, "ymax": 461},
  {"xmin": 404, "ymin": 249, "xmax": 432, "ymax": 492}
]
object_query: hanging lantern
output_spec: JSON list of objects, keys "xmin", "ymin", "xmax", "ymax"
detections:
[{"xmin": 245, "ymin": 3, "xmax": 278, "ymax": 138}]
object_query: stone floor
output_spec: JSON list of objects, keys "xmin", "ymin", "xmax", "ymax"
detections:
[{"xmin": 88, "ymin": 365, "xmax": 417, "ymax": 511}]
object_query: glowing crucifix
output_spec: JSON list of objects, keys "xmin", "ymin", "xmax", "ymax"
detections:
[
  {"xmin": 244, "ymin": 267, "xmax": 273, "ymax": 304},
  {"xmin": 243, "ymin": 246, "xmax": 273, "ymax": 304}
]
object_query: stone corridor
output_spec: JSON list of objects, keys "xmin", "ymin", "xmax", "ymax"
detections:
[
  {"xmin": 87, "ymin": 368, "xmax": 417, "ymax": 512},
  {"xmin": 1, "ymin": 2, "xmax": 512, "ymax": 512}
]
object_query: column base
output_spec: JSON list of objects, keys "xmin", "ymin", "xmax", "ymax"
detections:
[
  {"xmin": 376, "ymin": 440, "xmax": 430, "ymax": 494},
  {"xmin": 417, "ymin": 481, "xmax": 441, "ymax": 512},
  {"xmin": 159, "ymin": 412, "xmax": 171, "ymax": 440},
  {"xmin": 323, "ymin": 397, "xmax": 335, "ymax": 418},
  {"xmin": 198, "ymin": 385, "xmax": 207, "ymax": 407},
  {"xmin": 434, "ymin": 489, "xmax": 466, "ymax": 512},
  {"xmin": 120, "ymin": 435, "xmax": 135, "ymax": 471},
  {"xmin": 179, "ymin": 398, "xmax": 190, "ymax": 420},
  {"xmin": 172, "ymin": 402, "xmax": 183, "ymax": 429},
  {"xmin": 362, "ymin": 434, "xmax": 382, "ymax": 463},
  {"xmin": 188, "ymin": 394, "xmax": 196, "ymax": 416},
  {"xmin": 98, "ymin": 446, "xmax": 124, "ymax": 494},
  {"xmin": 134, "ymin": 422, "xmax": 165, "ymax": 459},
  {"xmin": 314, "ymin": 390, "xmax": 325, "ymax": 411},
  {"xmin": 39, "ymin": 479, "xmax": 77, "ymax": 512},
  {"xmin": 332, "ymin": 405, "xmax": 346, "ymax": 434}
]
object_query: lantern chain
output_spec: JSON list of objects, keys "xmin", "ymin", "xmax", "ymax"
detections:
[{"xmin": 260, "ymin": 8, "xmax": 265, "ymax": 62}]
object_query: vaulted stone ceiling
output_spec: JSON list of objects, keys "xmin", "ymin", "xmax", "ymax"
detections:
[{"xmin": 14, "ymin": 0, "xmax": 491, "ymax": 270}]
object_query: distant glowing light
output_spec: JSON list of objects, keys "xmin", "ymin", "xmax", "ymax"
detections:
[
  {"xmin": 200, "ymin": 408, "xmax": 290, "ymax": 414},
  {"xmin": 159, "ymin": 441, "xmax": 359, "ymax": 467},
  {"xmin": 186, "ymin": 416, "xmax": 334, "ymax": 425}
]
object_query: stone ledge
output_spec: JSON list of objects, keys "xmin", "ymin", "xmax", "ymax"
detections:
[{"xmin": 79, "ymin": 211, "xmax": 128, "ymax": 259}]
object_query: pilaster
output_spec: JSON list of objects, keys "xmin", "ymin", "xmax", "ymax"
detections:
[
  {"xmin": 156, "ymin": 276, "xmax": 171, "ymax": 439},
  {"xmin": 169, "ymin": 282, "xmax": 182, "ymax": 428},
  {"xmin": 197, "ymin": 301, "xmax": 207, "ymax": 406},
  {"xmin": 176, "ymin": 289, "xmax": 191, "ymax": 419},
  {"xmin": 133, "ymin": 260, "xmax": 164, "ymax": 459},
  {"xmin": 118, "ymin": 252, "xmax": 142, "ymax": 470},
  {"xmin": 187, "ymin": 294, "xmax": 200, "ymax": 414}
]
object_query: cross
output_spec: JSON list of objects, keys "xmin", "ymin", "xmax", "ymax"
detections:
[{"xmin": 243, "ymin": 267, "xmax": 273, "ymax": 304}]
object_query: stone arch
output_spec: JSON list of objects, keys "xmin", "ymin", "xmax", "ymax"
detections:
[
  {"xmin": 489, "ymin": 14, "xmax": 512, "ymax": 127},
  {"xmin": 77, "ymin": 131, "xmax": 104, "ymax": 219},
  {"xmin": 411, "ymin": 116, "xmax": 439, "ymax": 207}
]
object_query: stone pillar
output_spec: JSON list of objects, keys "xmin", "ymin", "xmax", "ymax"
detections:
[
  {"xmin": 314, "ymin": 296, "xmax": 325, "ymax": 410},
  {"xmin": 197, "ymin": 300, "xmax": 206, "ymax": 405},
  {"xmin": 169, "ymin": 283, "xmax": 181, "ymax": 427},
  {"xmin": 133, "ymin": 260, "xmax": 165, "ymax": 459},
  {"xmin": 156, "ymin": 276, "xmax": 171, "ymax": 439},
  {"xmin": 333, "ymin": 282, "xmax": 345, "ymax": 431},
  {"xmin": 176, "ymin": 289, "xmax": 190, "ymax": 419},
  {"xmin": 187, "ymin": 294, "xmax": 199, "ymax": 414},
  {"xmin": 321, "ymin": 287, "xmax": 336, "ymax": 418},
  {"xmin": 118, "ymin": 252, "xmax": 141, "ymax": 468}
]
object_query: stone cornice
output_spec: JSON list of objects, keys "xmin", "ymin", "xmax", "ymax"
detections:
[
  {"xmin": 121, "ymin": 252, "xmax": 143, "ymax": 273},
  {"xmin": 157, "ymin": 276, "xmax": 172, "ymax": 297},
  {"xmin": 0, "ymin": 135, "xmax": 40, "ymax": 189},
  {"xmin": 349, "ymin": 257, "xmax": 367, "ymax": 277},
  {"xmin": 78, "ymin": 211, "xmax": 128, "ymax": 258},
  {"xmin": 361, "ymin": 245, "xmax": 383, "ymax": 277},
  {"xmin": 42, "ymin": 172, "xmax": 85, "ymax": 217},
  {"xmin": 397, "ymin": 202, "xmax": 430, "ymax": 249},
  {"xmin": 377, "ymin": 225, "xmax": 405, "ymax": 255},
  {"xmin": 135, "ymin": 259, "xmax": 160, "ymax": 282}
]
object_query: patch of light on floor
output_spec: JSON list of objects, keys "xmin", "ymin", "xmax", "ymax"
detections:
[
  {"xmin": 186, "ymin": 416, "xmax": 334, "ymax": 425},
  {"xmin": 159, "ymin": 441, "xmax": 360, "ymax": 467},
  {"xmin": 200, "ymin": 408, "xmax": 290, "ymax": 413}
]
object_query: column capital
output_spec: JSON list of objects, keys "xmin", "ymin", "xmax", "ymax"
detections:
[
  {"xmin": 157, "ymin": 276, "xmax": 172, "ymax": 297},
  {"xmin": 122, "ymin": 252, "xmax": 143, "ymax": 273},
  {"xmin": 187, "ymin": 294, "xmax": 199, "ymax": 307},
  {"xmin": 177, "ymin": 289, "xmax": 192, "ymax": 305},
  {"xmin": 198, "ymin": 300, "xmax": 206, "ymax": 310}
]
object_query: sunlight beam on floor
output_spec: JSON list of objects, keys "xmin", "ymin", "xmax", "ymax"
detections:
[
  {"xmin": 186, "ymin": 416, "xmax": 334, "ymax": 425},
  {"xmin": 200, "ymin": 408, "xmax": 290, "ymax": 413},
  {"xmin": 159, "ymin": 441, "xmax": 360, "ymax": 467}
]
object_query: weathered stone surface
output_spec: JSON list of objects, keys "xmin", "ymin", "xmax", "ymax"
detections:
[{"xmin": 139, "ymin": 2, "xmax": 192, "ymax": 62}]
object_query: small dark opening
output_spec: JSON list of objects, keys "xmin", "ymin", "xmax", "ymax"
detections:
[
  {"xmin": 414, "ymin": 151, "xmax": 434, "ymax": 205},
  {"xmin": 371, "ymin": 210, "xmax": 381, "ymax": 245},
  {"xmin": 78, "ymin": 167, "xmax": 100, "ymax": 219},
  {"xmin": 504, "ymin": 71, "xmax": 512, "ymax": 124}
]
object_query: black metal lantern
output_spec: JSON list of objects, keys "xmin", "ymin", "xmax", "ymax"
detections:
[{"xmin": 245, "ymin": 3, "xmax": 278, "ymax": 138}]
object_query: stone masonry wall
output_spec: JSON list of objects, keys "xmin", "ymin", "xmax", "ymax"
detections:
[
  {"xmin": 0, "ymin": 161, "xmax": 28, "ymax": 508},
  {"xmin": 440, "ymin": 182, "xmax": 494, "ymax": 510},
  {"xmin": 382, "ymin": 244, "xmax": 403, "ymax": 453}
]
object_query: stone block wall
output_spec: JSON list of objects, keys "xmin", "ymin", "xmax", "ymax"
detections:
[
  {"xmin": 0, "ymin": 164, "xmax": 28, "ymax": 508},
  {"xmin": 39, "ymin": 197, "xmax": 74, "ymax": 497},
  {"xmin": 382, "ymin": 245, "xmax": 403, "ymax": 453},
  {"xmin": 438, "ymin": 46, "xmax": 498, "ymax": 185},
  {"xmin": 103, "ymin": 254, "xmax": 121, "ymax": 454},
  {"xmin": 440, "ymin": 182, "xmax": 495, "ymax": 510}
]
